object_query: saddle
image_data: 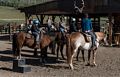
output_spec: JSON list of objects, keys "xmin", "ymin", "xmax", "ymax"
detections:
[
  {"xmin": 26, "ymin": 33, "xmax": 34, "ymax": 39},
  {"xmin": 82, "ymin": 33, "xmax": 91, "ymax": 42},
  {"xmin": 82, "ymin": 32, "xmax": 96, "ymax": 43}
]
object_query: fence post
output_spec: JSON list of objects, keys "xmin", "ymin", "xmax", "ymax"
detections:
[{"xmin": 8, "ymin": 23, "xmax": 12, "ymax": 41}]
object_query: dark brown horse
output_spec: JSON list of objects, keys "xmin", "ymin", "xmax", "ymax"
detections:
[
  {"xmin": 55, "ymin": 31, "xmax": 67, "ymax": 60},
  {"xmin": 12, "ymin": 31, "xmax": 54, "ymax": 62}
]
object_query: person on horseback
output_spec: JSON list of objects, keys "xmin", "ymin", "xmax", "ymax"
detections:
[
  {"xmin": 47, "ymin": 16, "xmax": 53, "ymax": 32},
  {"xmin": 27, "ymin": 19, "xmax": 33, "ymax": 33},
  {"xmin": 31, "ymin": 19, "xmax": 40, "ymax": 48},
  {"xmin": 59, "ymin": 18, "xmax": 66, "ymax": 33},
  {"xmin": 81, "ymin": 13, "xmax": 97, "ymax": 50}
]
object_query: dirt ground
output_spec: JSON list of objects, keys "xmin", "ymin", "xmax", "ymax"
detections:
[{"xmin": 0, "ymin": 38, "xmax": 120, "ymax": 77}]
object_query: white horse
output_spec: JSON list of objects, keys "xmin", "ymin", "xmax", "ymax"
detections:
[{"xmin": 66, "ymin": 32, "xmax": 108, "ymax": 70}]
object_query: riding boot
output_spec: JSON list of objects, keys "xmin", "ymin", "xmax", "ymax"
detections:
[
  {"xmin": 91, "ymin": 45, "xmax": 97, "ymax": 50},
  {"xmin": 90, "ymin": 40, "xmax": 97, "ymax": 50},
  {"xmin": 91, "ymin": 39, "xmax": 97, "ymax": 50}
]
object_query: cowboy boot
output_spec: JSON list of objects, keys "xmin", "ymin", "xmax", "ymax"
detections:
[
  {"xmin": 91, "ymin": 45, "xmax": 97, "ymax": 50},
  {"xmin": 90, "ymin": 40, "xmax": 97, "ymax": 50}
]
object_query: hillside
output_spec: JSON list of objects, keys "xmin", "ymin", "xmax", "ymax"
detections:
[
  {"xmin": 0, "ymin": 6, "xmax": 24, "ymax": 20},
  {"xmin": 0, "ymin": 6, "xmax": 25, "ymax": 24}
]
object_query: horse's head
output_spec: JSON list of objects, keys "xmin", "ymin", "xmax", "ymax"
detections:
[{"xmin": 95, "ymin": 32, "xmax": 109, "ymax": 46}]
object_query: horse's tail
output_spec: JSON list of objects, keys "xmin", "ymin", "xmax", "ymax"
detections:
[
  {"xmin": 12, "ymin": 33, "xmax": 17, "ymax": 56},
  {"xmin": 66, "ymin": 34, "xmax": 72, "ymax": 64}
]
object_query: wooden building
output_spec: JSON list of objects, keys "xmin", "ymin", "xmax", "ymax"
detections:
[{"xmin": 18, "ymin": 0, "xmax": 120, "ymax": 46}]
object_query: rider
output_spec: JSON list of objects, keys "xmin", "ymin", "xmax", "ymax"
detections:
[
  {"xmin": 81, "ymin": 13, "xmax": 96, "ymax": 50},
  {"xmin": 47, "ymin": 16, "xmax": 53, "ymax": 32},
  {"xmin": 31, "ymin": 19, "xmax": 40, "ymax": 48},
  {"xmin": 59, "ymin": 18, "xmax": 66, "ymax": 33}
]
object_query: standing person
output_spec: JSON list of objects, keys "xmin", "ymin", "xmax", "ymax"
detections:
[
  {"xmin": 81, "ymin": 13, "xmax": 96, "ymax": 50},
  {"xmin": 31, "ymin": 19, "xmax": 40, "ymax": 48},
  {"xmin": 70, "ymin": 17, "xmax": 77, "ymax": 33},
  {"xmin": 47, "ymin": 16, "xmax": 53, "ymax": 32}
]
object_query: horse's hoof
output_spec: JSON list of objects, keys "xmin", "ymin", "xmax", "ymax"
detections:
[
  {"xmin": 93, "ymin": 63, "xmax": 97, "ymax": 66},
  {"xmin": 69, "ymin": 64, "xmax": 74, "ymax": 70},
  {"xmin": 85, "ymin": 63, "xmax": 90, "ymax": 66}
]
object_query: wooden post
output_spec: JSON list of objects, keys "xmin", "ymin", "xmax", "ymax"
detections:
[
  {"xmin": 8, "ymin": 23, "xmax": 12, "ymax": 41},
  {"xmin": 52, "ymin": 15, "xmax": 56, "ymax": 22},
  {"xmin": 40, "ymin": 15, "xmax": 44, "ymax": 25}
]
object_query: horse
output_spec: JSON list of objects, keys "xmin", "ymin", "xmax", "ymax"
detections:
[
  {"xmin": 12, "ymin": 31, "xmax": 55, "ymax": 63},
  {"xmin": 54, "ymin": 31, "xmax": 67, "ymax": 60},
  {"xmin": 66, "ymin": 32, "xmax": 108, "ymax": 70}
]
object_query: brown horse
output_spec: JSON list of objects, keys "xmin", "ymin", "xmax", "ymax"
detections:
[
  {"xmin": 66, "ymin": 32, "xmax": 108, "ymax": 70},
  {"xmin": 55, "ymin": 31, "xmax": 67, "ymax": 60},
  {"xmin": 12, "ymin": 31, "xmax": 54, "ymax": 62}
]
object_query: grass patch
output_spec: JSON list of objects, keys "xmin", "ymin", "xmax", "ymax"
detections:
[{"xmin": 0, "ymin": 6, "xmax": 25, "ymax": 24}]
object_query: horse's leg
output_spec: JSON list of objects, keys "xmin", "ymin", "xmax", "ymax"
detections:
[
  {"xmin": 16, "ymin": 47, "xmax": 21, "ymax": 60},
  {"xmin": 76, "ymin": 48, "xmax": 80, "ymax": 61},
  {"xmin": 51, "ymin": 42, "xmax": 56, "ymax": 55},
  {"xmin": 69, "ymin": 49, "xmax": 77, "ymax": 70},
  {"xmin": 40, "ymin": 48, "xmax": 44, "ymax": 63},
  {"xmin": 49, "ymin": 41, "xmax": 55, "ymax": 55},
  {"xmin": 41, "ymin": 47, "xmax": 48, "ymax": 63},
  {"xmin": 104, "ymin": 35, "xmax": 109, "ymax": 45},
  {"xmin": 56, "ymin": 44, "xmax": 60, "ymax": 60},
  {"xmin": 34, "ymin": 49, "xmax": 38, "ymax": 56},
  {"xmin": 92, "ymin": 50, "xmax": 97, "ymax": 66},
  {"xmin": 81, "ymin": 50, "xmax": 85, "ymax": 62},
  {"xmin": 86, "ymin": 50, "xmax": 91, "ymax": 66},
  {"xmin": 60, "ymin": 44, "xmax": 65, "ymax": 60}
]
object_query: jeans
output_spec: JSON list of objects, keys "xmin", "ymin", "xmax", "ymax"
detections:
[
  {"xmin": 87, "ymin": 31, "xmax": 96, "ymax": 47},
  {"xmin": 60, "ymin": 27, "xmax": 64, "ymax": 33},
  {"xmin": 32, "ymin": 32, "xmax": 39, "ymax": 44},
  {"xmin": 47, "ymin": 25, "xmax": 51, "ymax": 32}
]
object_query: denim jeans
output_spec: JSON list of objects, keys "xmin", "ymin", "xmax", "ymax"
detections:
[
  {"xmin": 87, "ymin": 31, "xmax": 96, "ymax": 47},
  {"xmin": 32, "ymin": 32, "xmax": 39, "ymax": 43}
]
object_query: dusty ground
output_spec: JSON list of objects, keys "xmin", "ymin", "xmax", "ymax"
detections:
[{"xmin": 0, "ymin": 35, "xmax": 120, "ymax": 77}]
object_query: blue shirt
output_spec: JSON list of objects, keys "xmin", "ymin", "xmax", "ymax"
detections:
[{"xmin": 81, "ymin": 18, "xmax": 92, "ymax": 32}]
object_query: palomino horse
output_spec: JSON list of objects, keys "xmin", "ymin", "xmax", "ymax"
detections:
[
  {"xmin": 66, "ymin": 32, "xmax": 108, "ymax": 70},
  {"xmin": 12, "ymin": 31, "xmax": 54, "ymax": 62}
]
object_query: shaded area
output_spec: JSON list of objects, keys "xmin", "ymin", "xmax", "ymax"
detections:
[
  {"xmin": 0, "ymin": 34, "xmax": 11, "ymax": 41},
  {"xmin": 0, "ymin": 50, "xmax": 13, "ymax": 55},
  {"xmin": 0, "ymin": 67, "xmax": 13, "ymax": 72},
  {"xmin": 0, "ymin": 56, "xmax": 14, "ymax": 62}
]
